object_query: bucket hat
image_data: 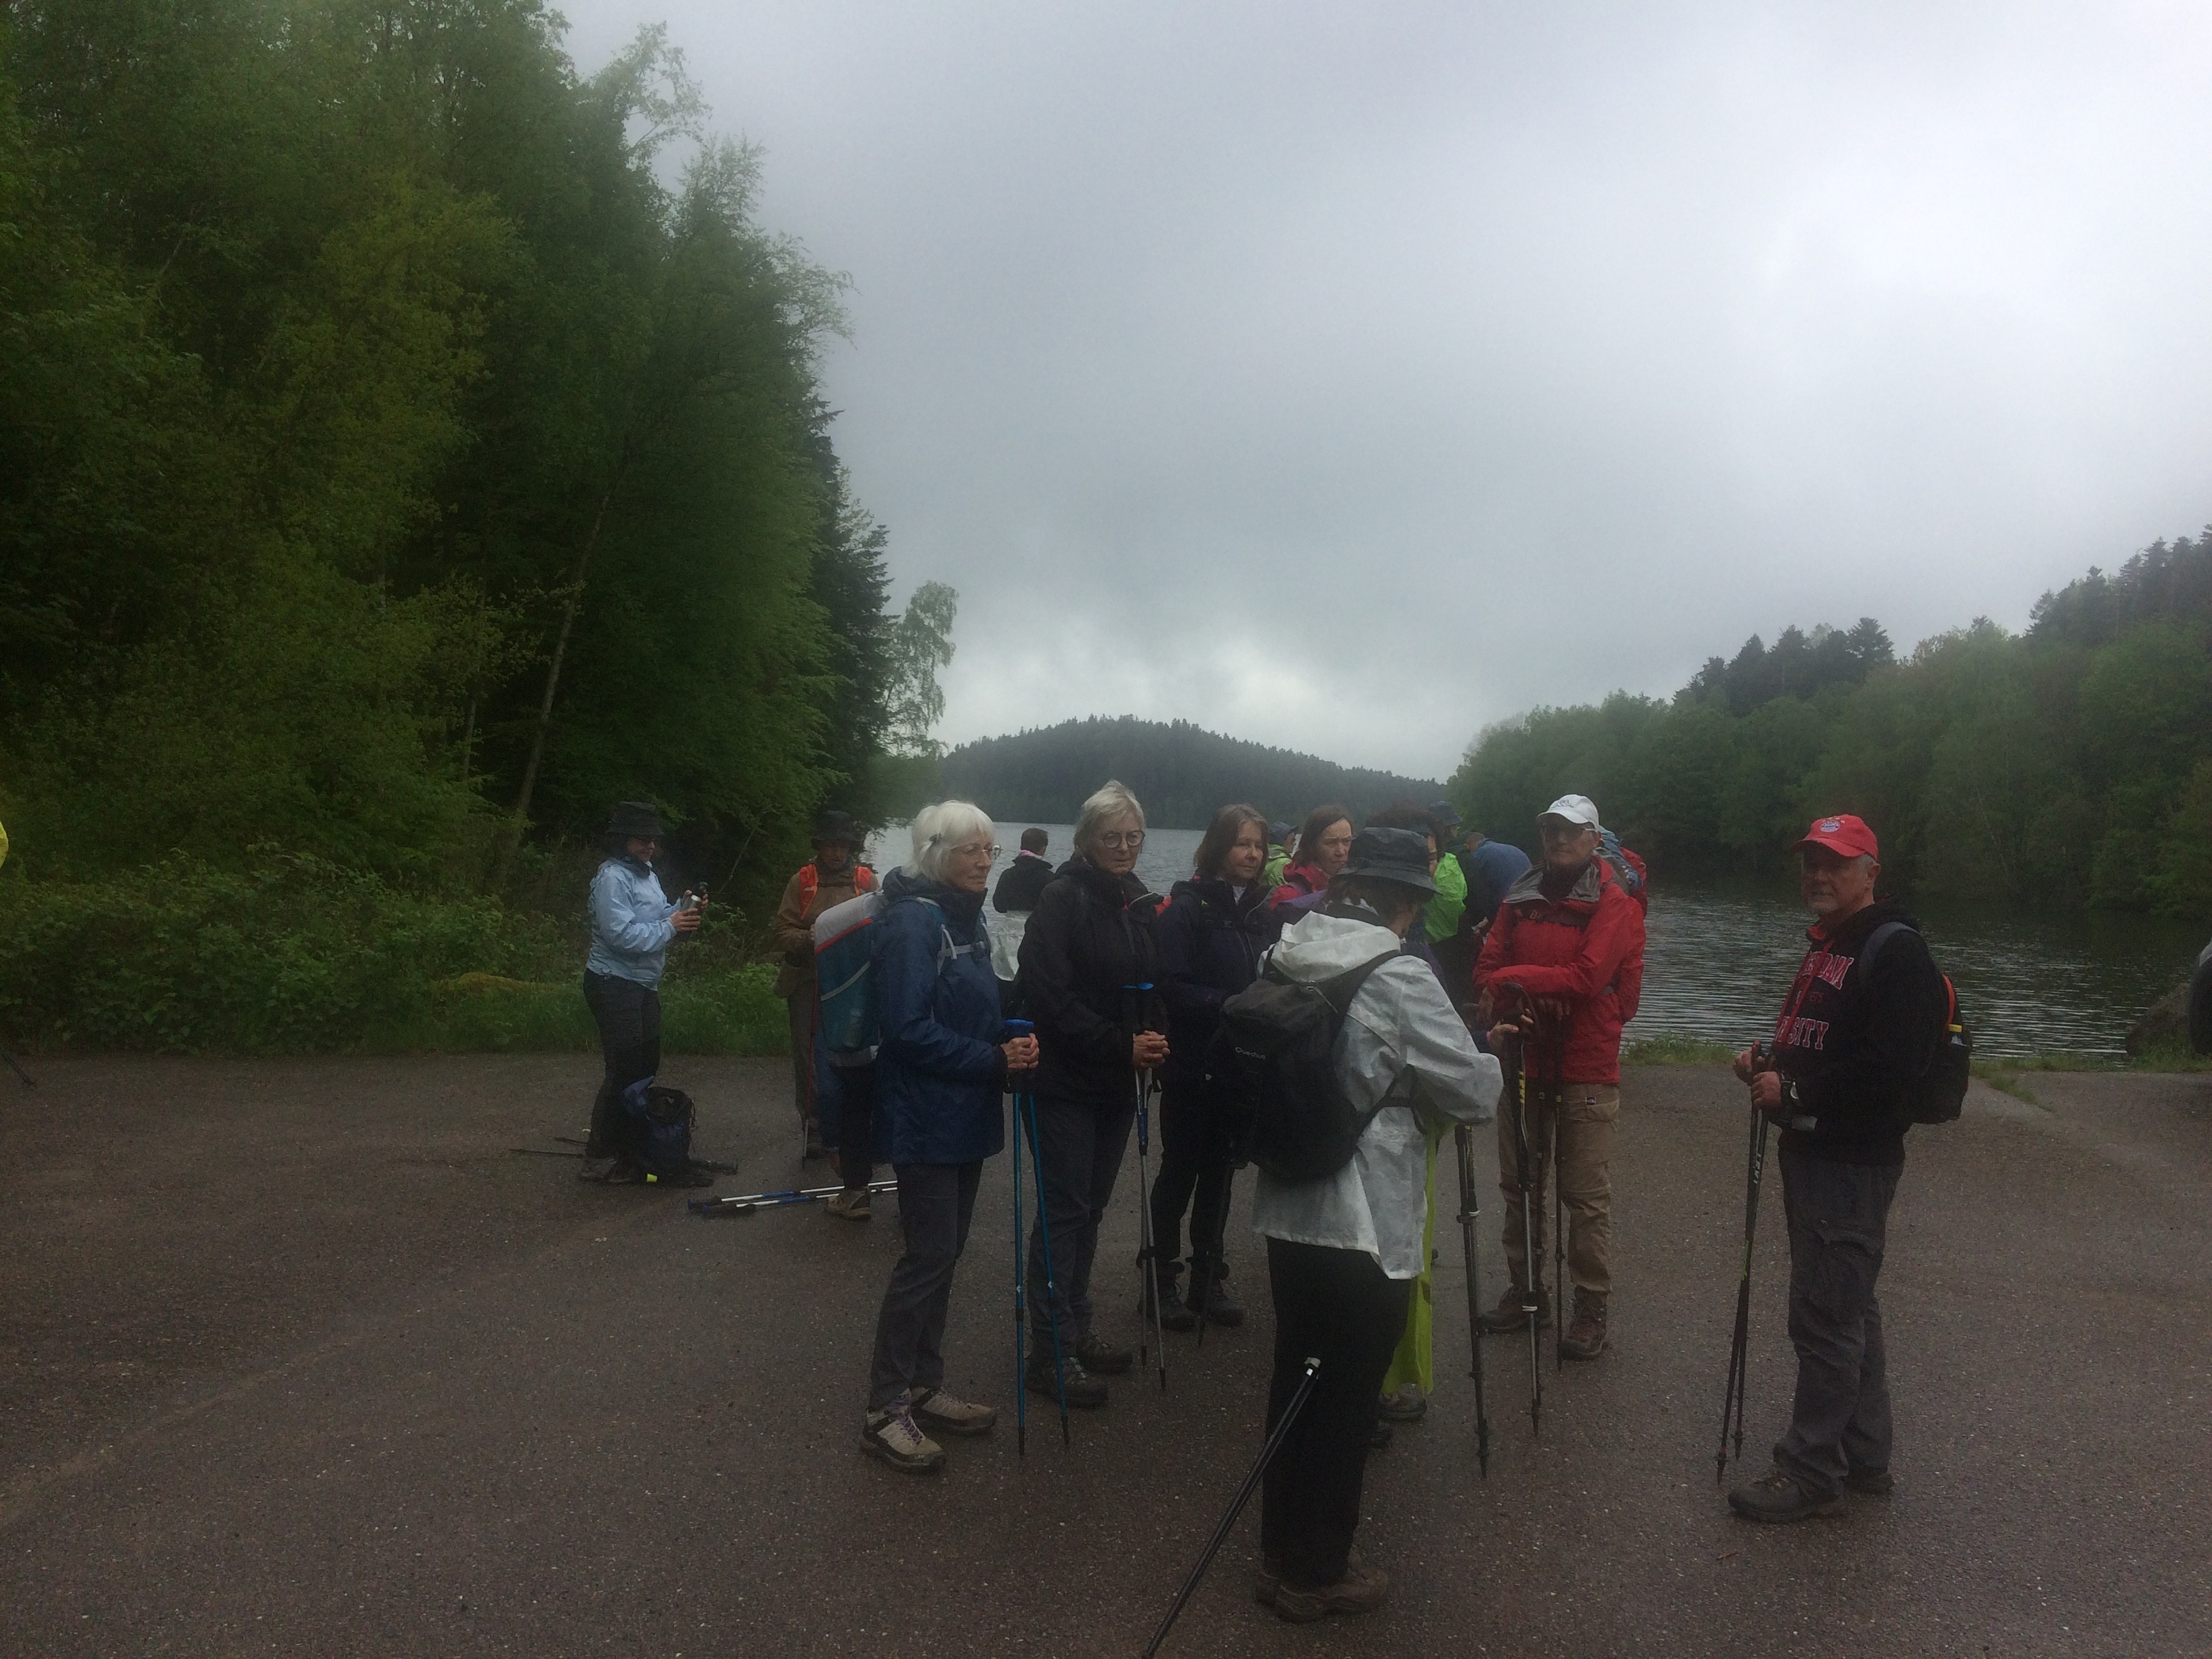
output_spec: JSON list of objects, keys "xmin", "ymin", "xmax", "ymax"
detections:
[
  {"xmin": 607, "ymin": 800, "xmax": 663, "ymax": 840},
  {"xmin": 1334, "ymin": 826, "xmax": 1437, "ymax": 895},
  {"xmin": 813, "ymin": 810, "xmax": 863, "ymax": 847}
]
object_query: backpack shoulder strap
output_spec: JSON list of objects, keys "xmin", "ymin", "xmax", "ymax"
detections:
[
  {"xmin": 798, "ymin": 863, "xmax": 818, "ymax": 909},
  {"xmin": 1854, "ymin": 920, "xmax": 1917, "ymax": 983},
  {"xmin": 1317, "ymin": 951, "xmax": 1394, "ymax": 1016}
]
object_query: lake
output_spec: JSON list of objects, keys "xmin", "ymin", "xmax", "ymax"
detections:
[{"xmin": 868, "ymin": 821, "xmax": 2203, "ymax": 1057}]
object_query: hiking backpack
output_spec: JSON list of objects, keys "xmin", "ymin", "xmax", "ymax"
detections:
[
  {"xmin": 1597, "ymin": 830, "xmax": 1649, "ymax": 914},
  {"xmin": 1858, "ymin": 921, "xmax": 1971, "ymax": 1124},
  {"xmin": 798, "ymin": 859, "xmax": 874, "ymax": 912},
  {"xmin": 813, "ymin": 890, "xmax": 984, "ymax": 1063},
  {"xmin": 1208, "ymin": 953, "xmax": 1395, "ymax": 1182},
  {"xmin": 619, "ymin": 1078, "xmax": 697, "ymax": 1179}
]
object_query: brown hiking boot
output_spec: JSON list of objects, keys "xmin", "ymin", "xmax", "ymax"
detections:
[
  {"xmin": 1477, "ymin": 1283, "xmax": 1551, "ymax": 1334},
  {"xmin": 1559, "ymin": 1290, "xmax": 1607, "ymax": 1360},
  {"xmin": 1272, "ymin": 1553, "xmax": 1389, "ymax": 1622}
]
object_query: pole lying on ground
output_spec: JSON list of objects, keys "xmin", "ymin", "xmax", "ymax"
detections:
[
  {"xmin": 1454, "ymin": 1122, "xmax": 1491, "ymax": 1477},
  {"xmin": 1143, "ymin": 1357, "xmax": 1321, "ymax": 1658},
  {"xmin": 0, "ymin": 1041, "xmax": 35, "ymax": 1089},
  {"xmin": 687, "ymin": 1179, "xmax": 895, "ymax": 1217},
  {"xmin": 1717, "ymin": 1061, "xmax": 1773, "ymax": 1483}
]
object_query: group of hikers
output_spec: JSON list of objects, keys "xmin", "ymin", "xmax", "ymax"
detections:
[{"xmin": 580, "ymin": 783, "xmax": 1950, "ymax": 1625}]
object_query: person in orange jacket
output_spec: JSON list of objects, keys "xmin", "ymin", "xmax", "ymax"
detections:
[
  {"xmin": 771, "ymin": 811, "xmax": 874, "ymax": 1160},
  {"xmin": 1472, "ymin": 793, "xmax": 1646, "ymax": 1360}
]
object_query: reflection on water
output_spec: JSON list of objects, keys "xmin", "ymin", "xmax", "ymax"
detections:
[{"xmin": 868, "ymin": 823, "xmax": 2200, "ymax": 1057}]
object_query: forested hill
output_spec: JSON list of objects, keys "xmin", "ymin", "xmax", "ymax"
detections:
[
  {"xmin": 939, "ymin": 718, "xmax": 1441, "ymax": 829},
  {"xmin": 1450, "ymin": 528, "xmax": 2212, "ymax": 916}
]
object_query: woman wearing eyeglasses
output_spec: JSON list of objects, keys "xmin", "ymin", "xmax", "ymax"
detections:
[
  {"xmin": 1014, "ymin": 779, "xmax": 1169, "ymax": 1410},
  {"xmin": 860, "ymin": 800, "xmax": 1040, "ymax": 1473}
]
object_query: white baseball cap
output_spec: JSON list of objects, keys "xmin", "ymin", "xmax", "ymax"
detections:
[{"xmin": 1539, "ymin": 794, "xmax": 1601, "ymax": 829}]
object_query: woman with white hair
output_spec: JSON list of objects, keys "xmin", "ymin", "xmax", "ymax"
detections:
[
  {"xmin": 1012, "ymin": 779, "xmax": 1169, "ymax": 1410},
  {"xmin": 860, "ymin": 800, "xmax": 1040, "ymax": 1473}
]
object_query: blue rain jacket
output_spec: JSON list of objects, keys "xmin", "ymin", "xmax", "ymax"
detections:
[
  {"xmin": 586, "ymin": 857, "xmax": 676, "ymax": 987},
  {"xmin": 874, "ymin": 870, "xmax": 1009, "ymax": 1166}
]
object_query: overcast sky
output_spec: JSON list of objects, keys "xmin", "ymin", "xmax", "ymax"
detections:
[{"xmin": 565, "ymin": 1, "xmax": 2212, "ymax": 780}]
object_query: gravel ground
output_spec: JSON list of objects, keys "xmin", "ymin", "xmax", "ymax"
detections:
[{"xmin": 3, "ymin": 1054, "xmax": 2207, "ymax": 1656}]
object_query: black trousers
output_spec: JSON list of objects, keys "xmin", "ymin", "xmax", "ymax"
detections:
[
  {"xmin": 1024, "ymin": 1087, "xmax": 1137, "ymax": 1348},
  {"xmin": 1149, "ymin": 1073, "xmax": 1235, "ymax": 1283},
  {"xmin": 1261, "ymin": 1238, "xmax": 1410, "ymax": 1589},
  {"xmin": 834, "ymin": 1061, "xmax": 878, "ymax": 1189},
  {"xmin": 1775, "ymin": 1144, "xmax": 1902, "ymax": 1498},
  {"xmin": 867, "ymin": 1160, "xmax": 983, "ymax": 1412},
  {"xmin": 582, "ymin": 970, "xmax": 661, "ymax": 1160}
]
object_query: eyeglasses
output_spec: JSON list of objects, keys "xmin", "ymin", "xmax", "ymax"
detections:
[
  {"xmin": 1538, "ymin": 821, "xmax": 1595, "ymax": 841},
  {"xmin": 1096, "ymin": 831, "xmax": 1146, "ymax": 850},
  {"xmin": 950, "ymin": 842, "xmax": 1001, "ymax": 861}
]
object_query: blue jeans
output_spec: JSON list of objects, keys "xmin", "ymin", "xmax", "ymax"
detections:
[{"xmin": 1775, "ymin": 1144, "xmax": 1902, "ymax": 1498}]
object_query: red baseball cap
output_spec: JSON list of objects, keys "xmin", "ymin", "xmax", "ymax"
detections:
[{"xmin": 1793, "ymin": 813, "xmax": 1879, "ymax": 861}]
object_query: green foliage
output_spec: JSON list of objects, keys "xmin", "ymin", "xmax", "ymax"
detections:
[
  {"xmin": 1453, "ymin": 542, "xmax": 2212, "ymax": 920},
  {"xmin": 0, "ymin": 0, "xmax": 939, "ymax": 914},
  {"xmin": 939, "ymin": 716, "xmax": 1443, "ymax": 830}
]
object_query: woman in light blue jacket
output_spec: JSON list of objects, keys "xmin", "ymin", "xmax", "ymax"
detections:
[{"xmin": 580, "ymin": 800, "xmax": 700, "ymax": 1181}]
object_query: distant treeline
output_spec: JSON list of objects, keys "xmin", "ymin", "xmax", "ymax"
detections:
[
  {"xmin": 1451, "ymin": 532, "xmax": 2212, "ymax": 916},
  {"xmin": 0, "ymin": 0, "xmax": 951, "ymax": 910},
  {"xmin": 937, "ymin": 718, "xmax": 1442, "ymax": 830}
]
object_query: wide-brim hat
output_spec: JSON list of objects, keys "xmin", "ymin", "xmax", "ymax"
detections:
[
  {"xmin": 1427, "ymin": 799, "xmax": 1463, "ymax": 831},
  {"xmin": 813, "ymin": 809, "xmax": 863, "ymax": 847},
  {"xmin": 1334, "ymin": 826, "xmax": 1437, "ymax": 895},
  {"xmin": 607, "ymin": 800, "xmax": 663, "ymax": 840}
]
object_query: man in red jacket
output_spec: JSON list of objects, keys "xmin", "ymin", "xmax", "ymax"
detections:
[{"xmin": 1472, "ymin": 793, "xmax": 1646, "ymax": 1360}]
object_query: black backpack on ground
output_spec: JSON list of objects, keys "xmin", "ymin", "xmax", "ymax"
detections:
[
  {"xmin": 1858, "ymin": 922, "xmax": 1971, "ymax": 1125},
  {"xmin": 1208, "ymin": 954, "xmax": 1393, "ymax": 1182},
  {"xmin": 620, "ymin": 1078, "xmax": 700, "ymax": 1178}
]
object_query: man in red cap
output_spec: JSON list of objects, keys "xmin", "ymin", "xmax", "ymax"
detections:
[{"xmin": 1727, "ymin": 813, "xmax": 1945, "ymax": 1523}]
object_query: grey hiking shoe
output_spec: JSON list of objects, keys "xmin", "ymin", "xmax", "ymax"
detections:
[
  {"xmin": 1729, "ymin": 1467, "xmax": 1843, "ymax": 1523},
  {"xmin": 860, "ymin": 1403, "xmax": 945, "ymax": 1473},
  {"xmin": 909, "ymin": 1387, "xmax": 995, "ymax": 1437},
  {"xmin": 1477, "ymin": 1283, "xmax": 1551, "ymax": 1333},
  {"xmin": 1377, "ymin": 1385, "xmax": 1427, "ymax": 1423},
  {"xmin": 1273, "ymin": 1554, "xmax": 1389, "ymax": 1622},
  {"xmin": 1076, "ymin": 1332, "xmax": 1132, "ymax": 1375},
  {"xmin": 1026, "ymin": 1351, "xmax": 1109, "ymax": 1408},
  {"xmin": 1191, "ymin": 1263, "xmax": 1244, "ymax": 1327},
  {"xmin": 1149, "ymin": 1269, "xmax": 1197, "ymax": 1333},
  {"xmin": 1559, "ymin": 1290, "xmax": 1607, "ymax": 1360}
]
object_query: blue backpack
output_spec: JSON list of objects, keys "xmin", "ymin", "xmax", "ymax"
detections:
[{"xmin": 813, "ymin": 890, "xmax": 985, "ymax": 1063}]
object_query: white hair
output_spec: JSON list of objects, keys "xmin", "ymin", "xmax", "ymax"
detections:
[
  {"xmin": 905, "ymin": 800, "xmax": 996, "ymax": 883},
  {"xmin": 1073, "ymin": 779, "xmax": 1146, "ymax": 855}
]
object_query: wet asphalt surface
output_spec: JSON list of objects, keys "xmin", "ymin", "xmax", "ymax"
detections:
[{"xmin": 3, "ymin": 1054, "xmax": 2209, "ymax": 1657}]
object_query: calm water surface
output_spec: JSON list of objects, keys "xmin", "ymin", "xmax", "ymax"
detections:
[{"xmin": 869, "ymin": 823, "xmax": 2201, "ymax": 1056}]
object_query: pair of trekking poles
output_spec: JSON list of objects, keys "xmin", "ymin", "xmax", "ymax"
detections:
[
  {"xmin": 1496, "ymin": 1000, "xmax": 1568, "ymax": 1440},
  {"xmin": 1715, "ymin": 1042, "xmax": 1775, "ymax": 1483}
]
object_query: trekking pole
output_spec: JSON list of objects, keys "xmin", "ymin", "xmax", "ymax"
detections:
[
  {"xmin": 1549, "ymin": 1022, "xmax": 1567, "ymax": 1375},
  {"xmin": 1142, "ymin": 1357, "xmax": 1321, "ymax": 1658},
  {"xmin": 1009, "ymin": 1020, "xmax": 1033, "ymax": 1456},
  {"xmin": 0, "ymin": 1040, "xmax": 34, "ymax": 1089},
  {"xmin": 686, "ymin": 1179, "xmax": 895, "ymax": 1216},
  {"xmin": 1508, "ymin": 1017, "xmax": 1542, "ymax": 1437},
  {"xmin": 1126, "ymin": 981, "xmax": 1168, "ymax": 1392},
  {"xmin": 1454, "ymin": 1122, "xmax": 1491, "ymax": 1477},
  {"xmin": 1023, "ymin": 1082, "xmax": 1073, "ymax": 1448},
  {"xmin": 1716, "ymin": 1045, "xmax": 1774, "ymax": 1483}
]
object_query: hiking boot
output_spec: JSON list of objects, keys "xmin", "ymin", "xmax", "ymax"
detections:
[
  {"xmin": 1149, "ymin": 1269, "xmax": 1198, "ymax": 1333},
  {"xmin": 1559, "ymin": 1290, "xmax": 1608, "ymax": 1360},
  {"xmin": 825, "ymin": 1187, "xmax": 873, "ymax": 1221},
  {"xmin": 860, "ymin": 1403, "xmax": 945, "ymax": 1473},
  {"xmin": 909, "ymin": 1387, "xmax": 996, "ymax": 1437},
  {"xmin": 1252, "ymin": 1558, "xmax": 1283, "ymax": 1606},
  {"xmin": 1728, "ymin": 1466, "xmax": 1844, "ymax": 1523},
  {"xmin": 1844, "ymin": 1465, "xmax": 1894, "ymax": 1496},
  {"xmin": 1272, "ymin": 1555, "xmax": 1389, "ymax": 1623},
  {"xmin": 1076, "ymin": 1332, "xmax": 1132, "ymax": 1375},
  {"xmin": 1377, "ymin": 1385, "xmax": 1427, "ymax": 1424},
  {"xmin": 1025, "ymin": 1351, "xmax": 1109, "ymax": 1409},
  {"xmin": 1191, "ymin": 1263, "xmax": 1244, "ymax": 1328},
  {"xmin": 1368, "ymin": 1420, "xmax": 1393, "ymax": 1450},
  {"xmin": 1477, "ymin": 1284, "xmax": 1551, "ymax": 1333}
]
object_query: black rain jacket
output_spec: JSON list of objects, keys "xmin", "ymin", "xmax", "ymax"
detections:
[
  {"xmin": 1155, "ymin": 877, "xmax": 1282, "ymax": 1093},
  {"xmin": 993, "ymin": 850, "xmax": 1057, "ymax": 914},
  {"xmin": 1017, "ymin": 855, "xmax": 1166, "ymax": 1107},
  {"xmin": 1769, "ymin": 898, "xmax": 1946, "ymax": 1166}
]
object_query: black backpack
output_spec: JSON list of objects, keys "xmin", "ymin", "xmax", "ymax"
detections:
[
  {"xmin": 621, "ymin": 1078, "xmax": 699, "ymax": 1177},
  {"xmin": 1858, "ymin": 922, "xmax": 1971, "ymax": 1125},
  {"xmin": 1209, "ymin": 953, "xmax": 1393, "ymax": 1182}
]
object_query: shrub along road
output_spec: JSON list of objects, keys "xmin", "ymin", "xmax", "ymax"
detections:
[{"xmin": 3, "ymin": 1056, "xmax": 2207, "ymax": 1655}]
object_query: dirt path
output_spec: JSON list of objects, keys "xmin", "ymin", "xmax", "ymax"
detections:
[{"xmin": 3, "ymin": 1056, "xmax": 2207, "ymax": 1655}]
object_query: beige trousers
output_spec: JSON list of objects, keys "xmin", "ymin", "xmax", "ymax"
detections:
[{"xmin": 1496, "ymin": 1080, "xmax": 1621, "ymax": 1296}]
